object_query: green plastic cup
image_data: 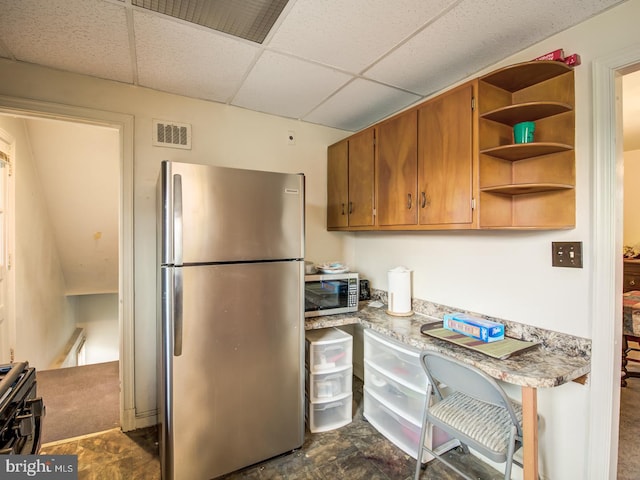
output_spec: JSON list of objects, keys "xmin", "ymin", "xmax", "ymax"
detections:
[{"xmin": 513, "ymin": 121, "xmax": 535, "ymax": 144}]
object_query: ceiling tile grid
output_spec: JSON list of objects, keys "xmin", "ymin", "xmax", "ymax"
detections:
[
  {"xmin": 267, "ymin": 0, "xmax": 459, "ymax": 73},
  {"xmin": 232, "ymin": 50, "xmax": 353, "ymax": 119},
  {"xmin": 364, "ymin": 0, "xmax": 623, "ymax": 96},
  {"xmin": 304, "ymin": 78, "xmax": 422, "ymax": 132},
  {"xmin": 0, "ymin": 0, "xmax": 629, "ymax": 131}
]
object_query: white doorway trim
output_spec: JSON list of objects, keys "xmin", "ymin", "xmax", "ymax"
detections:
[
  {"xmin": 590, "ymin": 43, "xmax": 640, "ymax": 479},
  {"xmin": 0, "ymin": 95, "xmax": 136, "ymax": 431}
]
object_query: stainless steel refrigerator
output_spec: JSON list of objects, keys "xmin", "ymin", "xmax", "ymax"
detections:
[{"xmin": 157, "ymin": 160, "xmax": 305, "ymax": 480}]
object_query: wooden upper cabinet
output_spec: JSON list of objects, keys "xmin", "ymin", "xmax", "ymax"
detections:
[
  {"xmin": 327, "ymin": 139, "xmax": 348, "ymax": 229},
  {"xmin": 347, "ymin": 128, "xmax": 375, "ymax": 227},
  {"xmin": 376, "ymin": 110, "xmax": 418, "ymax": 226},
  {"xmin": 418, "ymin": 82, "xmax": 475, "ymax": 227},
  {"xmin": 325, "ymin": 61, "xmax": 575, "ymax": 231}
]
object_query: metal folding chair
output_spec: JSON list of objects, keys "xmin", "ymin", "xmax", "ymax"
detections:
[{"xmin": 414, "ymin": 351, "xmax": 523, "ymax": 480}]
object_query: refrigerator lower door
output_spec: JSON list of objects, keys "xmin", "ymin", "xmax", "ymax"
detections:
[{"xmin": 160, "ymin": 261, "xmax": 304, "ymax": 480}]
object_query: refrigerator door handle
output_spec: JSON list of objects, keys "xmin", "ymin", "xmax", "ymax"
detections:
[
  {"xmin": 174, "ymin": 268, "xmax": 183, "ymax": 356},
  {"xmin": 173, "ymin": 174, "xmax": 183, "ymax": 266}
]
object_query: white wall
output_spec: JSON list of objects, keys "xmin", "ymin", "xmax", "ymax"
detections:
[
  {"xmin": 0, "ymin": 116, "xmax": 78, "ymax": 370},
  {"xmin": 75, "ymin": 293, "xmax": 119, "ymax": 365},
  {"xmin": 624, "ymin": 149, "xmax": 640, "ymax": 246}
]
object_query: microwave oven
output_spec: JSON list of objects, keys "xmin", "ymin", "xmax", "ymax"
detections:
[{"xmin": 304, "ymin": 272, "xmax": 359, "ymax": 317}]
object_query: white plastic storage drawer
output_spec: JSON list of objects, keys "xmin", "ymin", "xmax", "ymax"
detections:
[
  {"xmin": 305, "ymin": 328, "xmax": 353, "ymax": 373},
  {"xmin": 305, "ymin": 394, "xmax": 352, "ymax": 433},
  {"xmin": 306, "ymin": 366, "xmax": 353, "ymax": 402},
  {"xmin": 364, "ymin": 388, "xmax": 452, "ymax": 461},
  {"xmin": 364, "ymin": 329, "xmax": 427, "ymax": 392},
  {"xmin": 364, "ymin": 387, "xmax": 423, "ymax": 458},
  {"xmin": 364, "ymin": 361, "xmax": 425, "ymax": 424}
]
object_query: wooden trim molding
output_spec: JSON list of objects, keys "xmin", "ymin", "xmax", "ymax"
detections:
[{"xmin": 590, "ymin": 43, "xmax": 640, "ymax": 480}]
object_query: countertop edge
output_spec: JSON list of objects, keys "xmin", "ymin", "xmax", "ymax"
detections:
[{"xmin": 304, "ymin": 308, "xmax": 591, "ymax": 389}]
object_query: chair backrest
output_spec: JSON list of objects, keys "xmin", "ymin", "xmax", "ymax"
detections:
[{"xmin": 421, "ymin": 351, "xmax": 523, "ymax": 437}]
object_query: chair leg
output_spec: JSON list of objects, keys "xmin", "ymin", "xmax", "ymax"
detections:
[
  {"xmin": 503, "ymin": 426, "xmax": 517, "ymax": 480},
  {"xmin": 414, "ymin": 386, "xmax": 432, "ymax": 480}
]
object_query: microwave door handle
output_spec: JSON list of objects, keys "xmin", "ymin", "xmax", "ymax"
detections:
[
  {"xmin": 173, "ymin": 174, "xmax": 183, "ymax": 266},
  {"xmin": 173, "ymin": 268, "xmax": 183, "ymax": 356}
]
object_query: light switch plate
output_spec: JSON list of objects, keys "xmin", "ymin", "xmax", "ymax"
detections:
[{"xmin": 552, "ymin": 242, "xmax": 583, "ymax": 268}]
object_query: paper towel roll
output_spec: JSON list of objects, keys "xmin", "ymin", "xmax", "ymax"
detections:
[{"xmin": 387, "ymin": 266, "xmax": 413, "ymax": 316}]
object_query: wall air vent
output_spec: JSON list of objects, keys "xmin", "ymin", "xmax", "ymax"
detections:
[{"xmin": 153, "ymin": 120, "xmax": 192, "ymax": 150}]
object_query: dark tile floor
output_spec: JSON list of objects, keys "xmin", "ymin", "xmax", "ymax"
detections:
[{"xmin": 40, "ymin": 377, "xmax": 502, "ymax": 480}]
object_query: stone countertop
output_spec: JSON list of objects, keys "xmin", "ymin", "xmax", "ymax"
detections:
[{"xmin": 305, "ymin": 305, "xmax": 591, "ymax": 389}]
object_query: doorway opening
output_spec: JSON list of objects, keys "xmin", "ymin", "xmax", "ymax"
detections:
[
  {"xmin": 0, "ymin": 99, "xmax": 135, "ymax": 440},
  {"xmin": 590, "ymin": 44, "xmax": 640, "ymax": 480},
  {"xmin": 617, "ymin": 66, "xmax": 640, "ymax": 478}
]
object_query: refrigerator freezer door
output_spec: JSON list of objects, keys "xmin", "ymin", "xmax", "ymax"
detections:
[
  {"xmin": 161, "ymin": 261, "xmax": 304, "ymax": 480},
  {"xmin": 160, "ymin": 161, "xmax": 304, "ymax": 265}
]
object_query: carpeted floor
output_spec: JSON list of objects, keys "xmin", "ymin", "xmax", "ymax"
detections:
[
  {"xmin": 36, "ymin": 361, "xmax": 120, "ymax": 443},
  {"xmin": 619, "ymin": 357, "xmax": 640, "ymax": 479}
]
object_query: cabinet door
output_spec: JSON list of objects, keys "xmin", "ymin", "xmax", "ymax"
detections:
[
  {"xmin": 327, "ymin": 140, "xmax": 348, "ymax": 228},
  {"xmin": 348, "ymin": 129, "xmax": 375, "ymax": 227},
  {"xmin": 418, "ymin": 84, "xmax": 473, "ymax": 226},
  {"xmin": 376, "ymin": 110, "xmax": 418, "ymax": 226}
]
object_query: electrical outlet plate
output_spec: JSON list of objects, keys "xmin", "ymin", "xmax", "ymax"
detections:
[{"xmin": 552, "ymin": 241, "xmax": 583, "ymax": 268}]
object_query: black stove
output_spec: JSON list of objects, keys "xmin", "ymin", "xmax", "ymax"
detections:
[{"xmin": 0, "ymin": 362, "xmax": 45, "ymax": 454}]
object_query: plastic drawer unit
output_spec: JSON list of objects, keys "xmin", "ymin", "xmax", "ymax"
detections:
[
  {"xmin": 306, "ymin": 367, "xmax": 353, "ymax": 402},
  {"xmin": 363, "ymin": 329, "xmax": 456, "ymax": 460},
  {"xmin": 305, "ymin": 328, "xmax": 353, "ymax": 373},
  {"xmin": 305, "ymin": 328, "xmax": 353, "ymax": 433},
  {"xmin": 305, "ymin": 394, "xmax": 352, "ymax": 433}
]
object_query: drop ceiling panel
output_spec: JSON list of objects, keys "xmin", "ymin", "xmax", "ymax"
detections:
[
  {"xmin": 0, "ymin": 0, "xmax": 133, "ymax": 83},
  {"xmin": 366, "ymin": 0, "xmax": 625, "ymax": 96},
  {"xmin": 232, "ymin": 51, "xmax": 353, "ymax": 119},
  {"xmin": 304, "ymin": 78, "xmax": 421, "ymax": 131},
  {"xmin": 133, "ymin": 10, "xmax": 260, "ymax": 102},
  {"xmin": 268, "ymin": 0, "xmax": 458, "ymax": 72}
]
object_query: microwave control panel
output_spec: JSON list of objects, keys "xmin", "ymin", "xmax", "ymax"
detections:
[{"xmin": 347, "ymin": 278, "xmax": 358, "ymax": 307}]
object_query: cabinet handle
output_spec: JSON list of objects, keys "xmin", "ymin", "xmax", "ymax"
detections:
[
  {"xmin": 407, "ymin": 193, "xmax": 412, "ymax": 210},
  {"xmin": 421, "ymin": 192, "xmax": 427, "ymax": 208},
  {"xmin": 632, "ymin": 280, "xmax": 636, "ymax": 286},
  {"xmin": 349, "ymin": 201, "xmax": 353, "ymax": 214},
  {"xmin": 341, "ymin": 203, "xmax": 345, "ymax": 215}
]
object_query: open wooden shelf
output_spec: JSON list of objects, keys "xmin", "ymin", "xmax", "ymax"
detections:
[
  {"xmin": 480, "ymin": 183, "xmax": 574, "ymax": 195},
  {"xmin": 477, "ymin": 60, "xmax": 576, "ymax": 229},
  {"xmin": 481, "ymin": 102, "xmax": 572, "ymax": 126},
  {"xmin": 480, "ymin": 61, "xmax": 573, "ymax": 92},
  {"xmin": 480, "ymin": 142, "xmax": 573, "ymax": 161}
]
